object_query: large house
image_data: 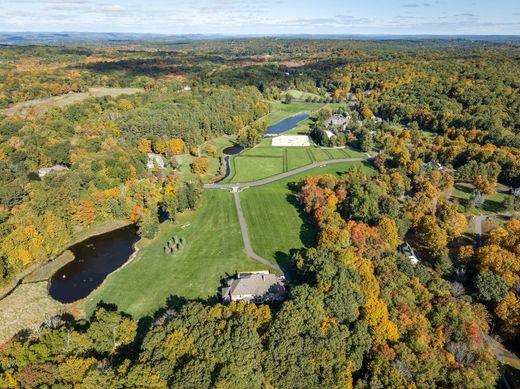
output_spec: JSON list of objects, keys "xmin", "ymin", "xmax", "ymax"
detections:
[
  {"xmin": 220, "ymin": 271, "xmax": 287, "ymax": 303},
  {"xmin": 38, "ymin": 165, "xmax": 68, "ymax": 178},
  {"xmin": 147, "ymin": 153, "xmax": 166, "ymax": 169},
  {"xmin": 325, "ymin": 113, "xmax": 350, "ymax": 131}
]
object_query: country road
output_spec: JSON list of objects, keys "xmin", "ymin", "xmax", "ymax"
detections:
[{"xmin": 204, "ymin": 157, "xmax": 369, "ymax": 190}]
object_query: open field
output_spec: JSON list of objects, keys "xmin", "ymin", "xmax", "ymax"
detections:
[
  {"xmin": 266, "ymin": 100, "xmax": 327, "ymax": 125},
  {"xmin": 239, "ymin": 161, "xmax": 375, "ymax": 268},
  {"xmin": 283, "ymin": 89, "xmax": 324, "ymax": 101},
  {"xmin": 226, "ymin": 141, "xmax": 367, "ymax": 183},
  {"xmin": 0, "ymin": 87, "xmax": 143, "ymax": 117},
  {"xmin": 0, "ymin": 282, "xmax": 66, "ymax": 343},
  {"xmin": 86, "ymin": 189, "xmax": 264, "ymax": 319},
  {"xmin": 451, "ymin": 183, "xmax": 513, "ymax": 214}
]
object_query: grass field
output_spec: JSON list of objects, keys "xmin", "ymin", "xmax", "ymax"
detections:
[
  {"xmin": 283, "ymin": 89, "xmax": 324, "ymax": 101},
  {"xmin": 239, "ymin": 161, "xmax": 375, "ymax": 268},
  {"xmin": 86, "ymin": 189, "xmax": 264, "ymax": 318},
  {"xmin": 226, "ymin": 139, "xmax": 367, "ymax": 184},
  {"xmin": 266, "ymin": 100, "xmax": 327, "ymax": 125},
  {"xmin": 451, "ymin": 183, "xmax": 512, "ymax": 214}
]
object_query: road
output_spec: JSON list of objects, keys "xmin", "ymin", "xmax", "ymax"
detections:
[{"xmin": 204, "ymin": 157, "xmax": 369, "ymax": 190}]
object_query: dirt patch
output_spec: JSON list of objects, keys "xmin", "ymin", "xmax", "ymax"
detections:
[{"xmin": 23, "ymin": 251, "xmax": 74, "ymax": 284}]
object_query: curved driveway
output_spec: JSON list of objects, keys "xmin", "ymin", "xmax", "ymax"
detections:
[{"xmin": 207, "ymin": 157, "xmax": 371, "ymax": 276}]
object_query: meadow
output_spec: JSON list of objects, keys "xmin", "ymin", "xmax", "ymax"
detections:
[{"xmin": 86, "ymin": 189, "xmax": 264, "ymax": 318}]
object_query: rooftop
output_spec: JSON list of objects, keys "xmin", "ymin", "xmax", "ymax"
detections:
[{"xmin": 221, "ymin": 271, "xmax": 287, "ymax": 303}]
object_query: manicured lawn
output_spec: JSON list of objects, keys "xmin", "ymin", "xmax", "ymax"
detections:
[
  {"xmin": 230, "ymin": 156, "xmax": 284, "ymax": 183},
  {"xmin": 240, "ymin": 146, "xmax": 284, "ymax": 157},
  {"xmin": 239, "ymin": 161, "xmax": 376, "ymax": 268},
  {"xmin": 228, "ymin": 143, "xmax": 368, "ymax": 184},
  {"xmin": 452, "ymin": 183, "xmax": 512, "ymax": 214},
  {"xmin": 86, "ymin": 190, "xmax": 264, "ymax": 319},
  {"xmin": 310, "ymin": 147, "xmax": 331, "ymax": 162},
  {"xmin": 287, "ymin": 148, "xmax": 313, "ymax": 170}
]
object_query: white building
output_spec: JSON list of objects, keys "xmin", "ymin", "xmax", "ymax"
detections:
[
  {"xmin": 147, "ymin": 153, "xmax": 166, "ymax": 169},
  {"xmin": 271, "ymin": 135, "xmax": 310, "ymax": 147},
  {"xmin": 324, "ymin": 130, "xmax": 336, "ymax": 139},
  {"xmin": 221, "ymin": 271, "xmax": 287, "ymax": 303},
  {"xmin": 38, "ymin": 165, "xmax": 68, "ymax": 178},
  {"xmin": 183, "ymin": 85, "xmax": 191, "ymax": 91}
]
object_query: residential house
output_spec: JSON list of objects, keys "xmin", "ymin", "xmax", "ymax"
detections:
[
  {"xmin": 147, "ymin": 153, "xmax": 166, "ymax": 169},
  {"xmin": 38, "ymin": 165, "xmax": 69, "ymax": 178},
  {"xmin": 220, "ymin": 271, "xmax": 287, "ymax": 303}
]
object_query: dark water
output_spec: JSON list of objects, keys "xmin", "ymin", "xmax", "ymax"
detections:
[
  {"xmin": 49, "ymin": 225, "xmax": 139, "ymax": 303},
  {"xmin": 222, "ymin": 145, "xmax": 244, "ymax": 155},
  {"xmin": 266, "ymin": 112, "xmax": 310, "ymax": 135}
]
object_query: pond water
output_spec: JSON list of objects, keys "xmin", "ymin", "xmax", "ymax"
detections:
[
  {"xmin": 266, "ymin": 112, "xmax": 310, "ymax": 135},
  {"xmin": 49, "ymin": 225, "xmax": 139, "ymax": 303},
  {"xmin": 222, "ymin": 145, "xmax": 244, "ymax": 155}
]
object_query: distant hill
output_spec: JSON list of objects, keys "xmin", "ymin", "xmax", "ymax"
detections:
[{"xmin": 1, "ymin": 31, "xmax": 519, "ymax": 45}]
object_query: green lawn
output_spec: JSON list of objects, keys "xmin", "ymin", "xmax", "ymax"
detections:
[
  {"xmin": 86, "ymin": 190, "xmax": 264, "ymax": 319},
  {"xmin": 230, "ymin": 156, "xmax": 284, "ymax": 183},
  {"xmin": 286, "ymin": 148, "xmax": 313, "ymax": 170},
  {"xmin": 451, "ymin": 183, "xmax": 512, "ymax": 214},
  {"xmin": 239, "ymin": 161, "xmax": 376, "ymax": 268},
  {"xmin": 227, "ymin": 142, "xmax": 367, "ymax": 184}
]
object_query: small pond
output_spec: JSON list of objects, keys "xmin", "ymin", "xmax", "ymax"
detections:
[
  {"xmin": 266, "ymin": 112, "xmax": 310, "ymax": 135},
  {"xmin": 49, "ymin": 225, "xmax": 139, "ymax": 304},
  {"xmin": 222, "ymin": 145, "xmax": 244, "ymax": 155}
]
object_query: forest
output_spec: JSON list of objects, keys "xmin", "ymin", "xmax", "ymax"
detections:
[{"xmin": 0, "ymin": 38, "xmax": 519, "ymax": 388}]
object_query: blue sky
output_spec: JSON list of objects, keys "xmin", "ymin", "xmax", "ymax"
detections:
[{"xmin": 0, "ymin": 0, "xmax": 519, "ymax": 35}]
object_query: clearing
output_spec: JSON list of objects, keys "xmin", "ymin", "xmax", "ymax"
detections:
[
  {"xmin": 451, "ymin": 183, "xmax": 513, "ymax": 214},
  {"xmin": 0, "ymin": 87, "xmax": 143, "ymax": 117},
  {"xmin": 86, "ymin": 189, "xmax": 265, "ymax": 319}
]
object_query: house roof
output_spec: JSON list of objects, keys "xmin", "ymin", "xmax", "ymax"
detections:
[{"xmin": 223, "ymin": 272, "xmax": 286, "ymax": 301}]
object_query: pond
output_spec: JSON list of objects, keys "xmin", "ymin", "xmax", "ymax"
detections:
[
  {"xmin": 266, "ymin": 112, "xmax": 310, "ymax": 135},
  {"xmin": 49, "ymin": 225, "xmax": 140, "ymax": 304},
  {"xmin": 222, "ymin": 145, "xmax": 244, "ymax": 155}
]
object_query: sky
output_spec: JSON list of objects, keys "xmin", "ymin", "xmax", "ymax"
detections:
[{"xmin": 0, "ymin": 0, "xmax": 519, "ymax": 35}]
